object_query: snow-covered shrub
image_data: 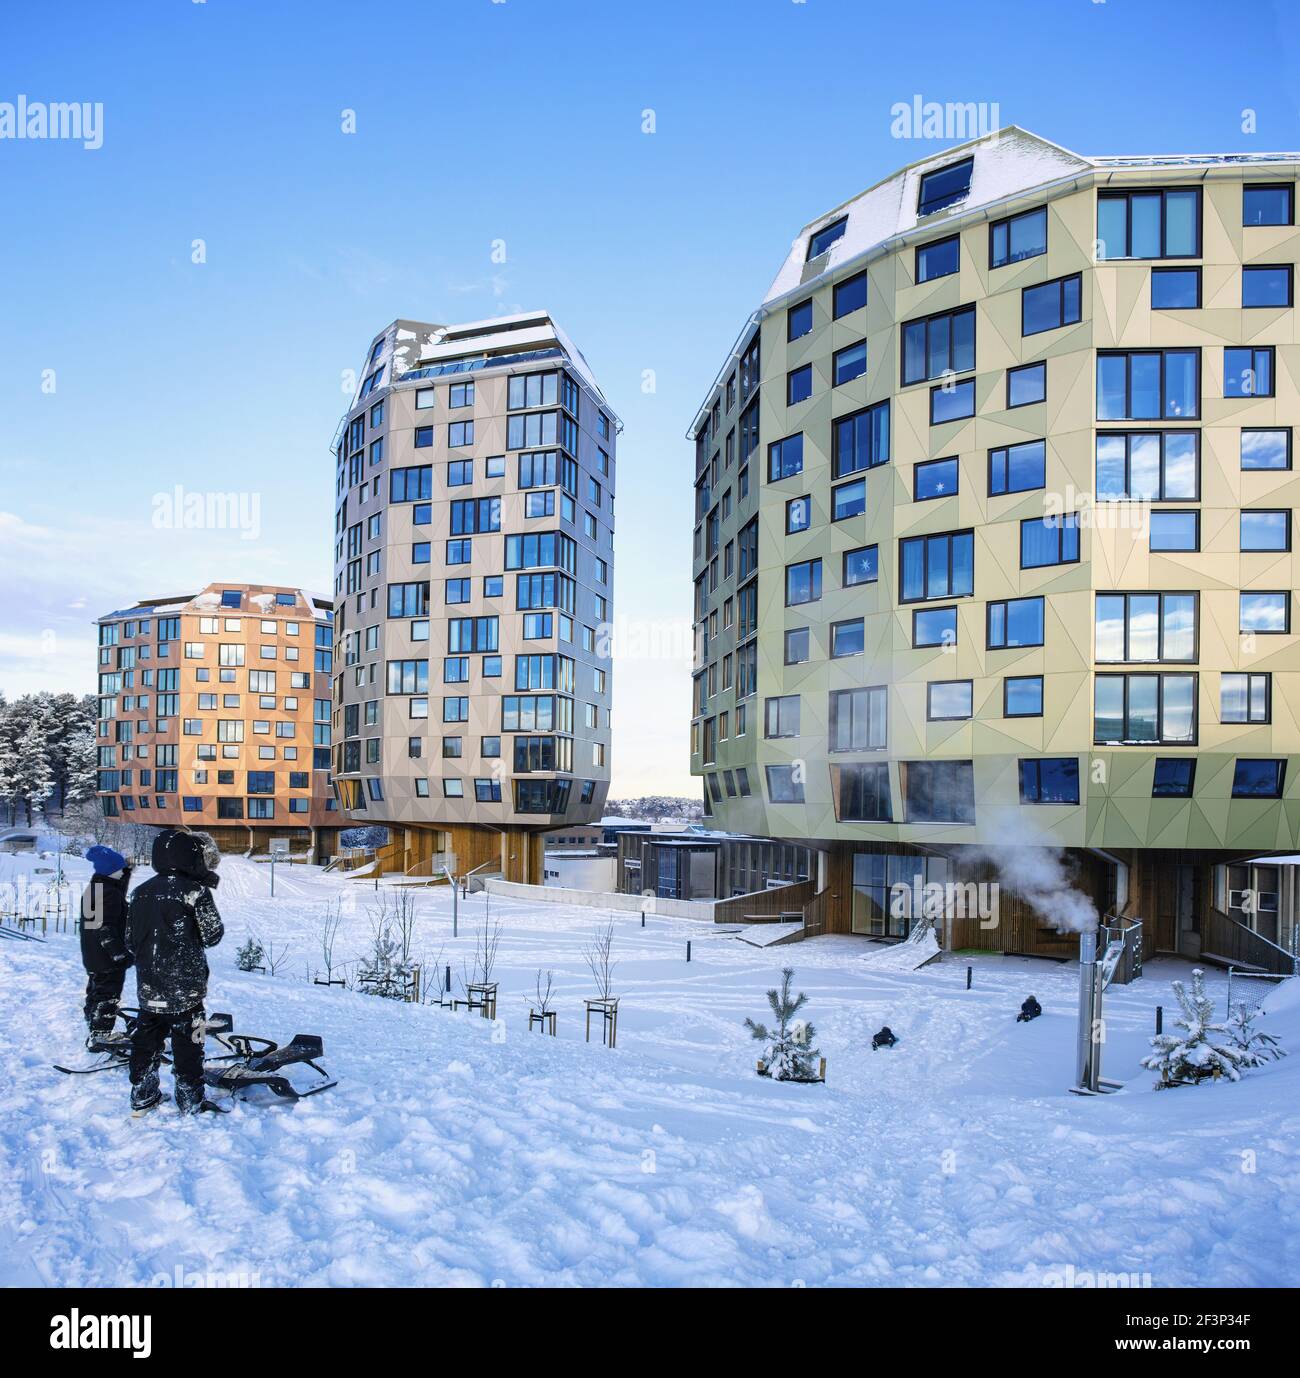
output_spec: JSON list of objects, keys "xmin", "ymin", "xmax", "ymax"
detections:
[
  {"xmin": 1141, "ymin": 968, "xmax": 1255, "ymax": 1087},
  {"xmin": 746, "ymin": 968, "xmax": 822, "ymax": 1082}
]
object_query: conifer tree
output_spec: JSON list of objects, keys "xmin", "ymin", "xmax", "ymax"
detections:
[
  {"xmin": 1142, "ymin": 969, "xmax": 1252, "ymax": 1086},
  {"xmin": 746, "ymin": 967, "xmax": 821, "ymax": 1081}
]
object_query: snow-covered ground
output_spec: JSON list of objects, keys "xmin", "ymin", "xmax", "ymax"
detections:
[{"xmin": 1, "ymin": 854, "xmax": 1297, "ymax": 1287}]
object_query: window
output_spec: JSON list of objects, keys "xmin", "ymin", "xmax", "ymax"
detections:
[
  {"xmin": 830, "ymin": 619, "xmax": 864, "ymax": 658},
  {"xmin": 915, "ymin": 456, "xmax": 958, "ymax": 500},
  {"xmin": 786, "ymin": 495, "xmax": 811, "ymax": 534},
  {"xmin": 449, "ymin": 381, "xmax": 474, "ymax": 408},
  {"xmin": 765, "ymin": 764, "xmax": 805, "ymax": 804},
  {"xmin": 1022, "ymin": 273, "xmax": 1081, "ymax": 335},
  {"xmin": 835, "ymin": 763, "xmax": 892, "ymax": 822},
  {"xmin": 1149, "ymin": 510, "xmax": 1199, "ymax": 552},
  {"xmin": 508, "ymin": 372, "xmax": 558, "ymax": 410},
  {"xmin": 988, "ymin": 597, "xmax": 1044, "ymax": 649},
  {"xmin": 930, "ymin": 379, "xmax": 975, "ymax": 424},
  {"xmin": 785, "ymin": 559, "xmax": 822, "ymax": 606},
  {"xmin": 989, "ymin": 440, "xmax": 1046, "ymax": 496},
  {"xmin": 764, "ymin": 695, "xmax": 800, "ymax": 738},
  {"xmin": 899, "ymin": 530, "xmax": 973, "ymax": 602},
  {"xmin": 1020, "ymin": 514, "xmax": 1079, "ymax": 568},
  {"xmin": 832, "ymin": 401, "xmax": 890, "ymax": 477},
  {"xmin": 1019, "ymin": 758, "xmax": 1080, "ymax": 804},
  {"xmin": 1241, "ymin": 509, "xmax": 1290, "ymax": 551},
  {"xmin": 843, "ymin": 545, "xmax": 878, "ymax": 586},
  {"xmin": 904, "ymin": 759, "xmax": 974, "ymax": 822},
  {"xmin": 1231, "ymin": 759, "xmax": 1285, "ymax": 799},
  {"xmin": 1007, "ymin": 362, "xmax": 1046, "ymax": 408},
  {"xmin": 989, "ymin": 206, "xmax": 1046, "ymax": 268},
  {"xmin": 1095, "ymin": 430, "xmax": 1198, "ymax": 500},
  {"xmin": 768, "ymin": 433, "xmax": 804, "ymax": 481},
  {"xmin": 833, "ymin": 341, "xmax": 867, "ymax": 386},
  {"xmin": 1098, "ymin": 348, "xmax": 1199, "ymax": 420},
  {"xmin": 917, "ymin": 157, "xmax": 973, "ymax": 217},
  {"xmin": 1095, "ymin": 592, "xmax": 1196, "ymax": 662},
  {"xmin": 413, "ymin": 426, "xmax": 433, "ymax": 449},
  {"xmin": 807, "ymin": 216, "xmax": 847, "ymax": 260},
  {"xmin": 1152, "ymin": 758, "xmax": 1195, "ymax": 798},
  {"xmin": 829, "ymin": 685, "xmax": 887, "ymax": 751},
  {"xmin": 1241, "ymin": 429, "xmax": 1290, "ymax": 470},
  {"xmin": 902, "ymin": 305, "xmax": 975, "ymax": 385},
  {"xmin": 390, "ymin": 466, "xmax": 433, "ymax": 502},
  {"xmin": 787, "ymin": 365, "xmax": 813, "ymax": 405},
  {"xmin": 916, "ymin": 234, "xmax": 959, "ymax": 283},
  {"xmin": 1096, "ymin": 187, "xmax": 1200, "ymax": 259},
  {"xmin": 1240, "ymin": 592, "xmax": 1289, "ymax": 633},
  {"xmin": 913, "ymin": 606, "xmax": 957, "ymax": 648},
  {"xmin": 1004, "ymin": 675, "xmax": 1043, "ymax": 717},
  {"xmin": 1222, "ymin": 673, "xmax": 1270, "ymax": 724},
  {"xmin": 1243, "ymin": 183, "xmax": 1293, "ymax": 226},
  {"xmin": 1094, "ymin": 673, "xmax": 1197, "ymax": 744},
  {"xmin": 1225, "ymin": 347, "xmax": 1274, "ymax": 398},
  {"xmin": 787, "ymin": 300, "xmax": 813, "ymax": 341},
  {"xmin": 1243, "ymin": 264, "xmax": 1293, "ymax": 308},
  {"xmin": 784, "ymin": 628, "xmax": 810, "ymax": 665},
  {"xmin": 927, "ymin": 680, "xmax": 972, "ymax": 721},
  {"xmin": 832, "ymin": 478, "xmax": 866, "ymax": 521},
  {"xmin": 833, "ymin": 270, "xmax": 868, "ymax": 318},
  {"xmin": 386, "ymin": 659, "xmax": 428, "ymax": 694},
  {"xmin": 448, "ymin": 420, "xmax": 474, "ymax": 447},
  {"xmin": 1151, "ymin": 267, "xmax": 1201, "ymax": 309}
]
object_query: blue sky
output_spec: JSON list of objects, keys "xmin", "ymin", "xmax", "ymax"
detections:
[{"xmin": 1, "ymin": 0, "xmax": 1296, "ymax": 794}]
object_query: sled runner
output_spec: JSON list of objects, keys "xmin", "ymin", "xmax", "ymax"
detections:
[
  {"xmin": 203, "ymin": 1030, "xmax": 337, "ymax": 1101},
  {"xmin": 54, "ymin": 1009, "xmax": 234, "ymax": 1076}
]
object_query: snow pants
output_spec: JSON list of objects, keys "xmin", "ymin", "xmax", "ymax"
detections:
[
  {"xmin": 83, "ymin": 969, "xmax": 126, "ymax": 1035},
  {"xmin": 129, "ymin": 1006, "xmax": 206, "ymax": 1112}
]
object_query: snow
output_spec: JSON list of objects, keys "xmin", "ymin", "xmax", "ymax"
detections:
[{"xmin": 2, "ymin": 857, "xmax": 1298, "ymax": 1287}]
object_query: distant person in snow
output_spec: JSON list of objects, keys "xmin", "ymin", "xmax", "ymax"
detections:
[
  {"xmin": 79, "ymin": 845, "xmax": 133, "ymax": 1042},
  {"xmin": 125, "ymin": 829, "xmax": 224, "ymax": 1114},
  {"xmin": 1016, "ymin": 995, "xmax": 1043, "ymax": 1023}
]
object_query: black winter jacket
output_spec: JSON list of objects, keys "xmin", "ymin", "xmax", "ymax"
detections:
[
  {"xmin": 126, "ymin": 831, "xmax": 224, "ymax": 1013},
  {"xmin": 79, "ymin": 871, "xmax": 132, "ymax": 975}
]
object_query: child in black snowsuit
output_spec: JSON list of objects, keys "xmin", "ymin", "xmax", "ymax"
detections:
[
  {"xmin": 79, "ymin": 845, "xmax": 133, "ymax": 1040},
  {"xmin": 125, "ymin": 829, "xmax": 224, "ymax": 1114}
]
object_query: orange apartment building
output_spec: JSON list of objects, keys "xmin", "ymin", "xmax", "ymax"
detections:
[{"xmin": 95, "ymin": 583, "xmax": 340, "ymax": 857}]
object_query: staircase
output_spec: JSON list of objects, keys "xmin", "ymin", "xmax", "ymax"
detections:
[{"xmin": 1198, "ymin": 906, "xmax": 1297, "ymax": 977}]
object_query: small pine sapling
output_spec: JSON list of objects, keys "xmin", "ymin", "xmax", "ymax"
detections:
[
  {"xmin": 235, "ymin": 935, "xmax": 265, "ymax": 972},
  {"xmin": 746, "ymin": 967, "xmax": 822, "ymax": 1082},
  {"xmin": 1227, "ymin": 1000, "xmax": 1286, "ymax": 1066},
  {"xmin": 1141, "ymin": 968, "xmax": 1252, "ymax": 1086}
]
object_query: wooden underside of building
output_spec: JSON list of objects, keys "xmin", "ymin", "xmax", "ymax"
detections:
[{"xmin": 376, "ymin": 823, "xmax": 545, "ymax": 885}]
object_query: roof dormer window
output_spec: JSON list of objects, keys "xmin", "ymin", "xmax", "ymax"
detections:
[
  {"xmin": 806, "ymin": 215, "xmax": 848, "ymax": 261},
  {"xmin": 918, "ymin": 157, "xmax": 974, "ymax": 217}
]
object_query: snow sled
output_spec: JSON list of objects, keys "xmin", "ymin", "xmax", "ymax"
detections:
[{"xmin": 203, "ymin": 1030, "xmax": 337, "ymax": 1102}]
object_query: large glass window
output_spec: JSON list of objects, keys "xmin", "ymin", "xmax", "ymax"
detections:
[
  {"xmin": 916, "ymin": 235, "xmax": 960, "ymax": 283},
  {"xmin": 914, "ymin": 607, "xmax": 957, "ymax": 648},
  {"xmin": 1019, "ymin": 758, "xmax": 1081, "ymax": 804},
  {"xmin": 915, "ymin": 456, "xmax": 958, "ymax": 500},
  {"xmin": 1243, "ymin": 265, "xmax": 1293, "ymax": 308},
  {"xmin": 899, "ymin": 530, "xmax": 973, "ymax": 602},
  {"xmin": 1231, "ymin": 759, "xmax": 1285, "ymax": 799},
  {"xmin": 829, "ymin": 686, "xmax": 887, "ymax": 751},
  {"xmin": 1022, "ymin": 274, "xmax": 1081, "ymax": 336},
  {"xmin": 1152, "ymin": 758, "xmax": 1195, "ymax": 798},
  {"xmin": 1241, "ymin": 429, "xmax": 1290, "ymax": 470},
  {"xmin": 765, "ymin": 764, "xmax": 805, "ymax": 804},
  {"xmin": 1097, "ymin": 350, "xmax": 1199, "ymax": 420},
  {"xmin": 927, "ymin": 681, "xmax": 972, "ymax": 721},
  {"xmin": 1151, "ymin": 267, "xmax": 1200, "ymax": 310},
  {"xmin": 1225, "ymin": 347, "xmax": 1274, "ymax": 399},
  {"xmin": 1094, "ymin": 673, "xmax": 1196, "ymax": 744},
  {"xmin": 1240, "ymin": 592, "xmax": 1290, "ymax": 633},
  {"xmin": 904, "ymin": 760, "xmax": 975, "ymax": 823},
  {"xmin": 902, "ymin": 305, "xmax": 975, "ymax": 385},
  {"xmin": 1095, "ymin": 430, "xmax": 1198, "ymax": 500},
  {"xmin": 1244, "ymin": 184, "xmax": 1294, "ymax": 226},
  {"xmin": 1221, "ymin": 673, "xmax": 1270, "ymax": 725},
  {"xmin": 1241, "ymin": 509, "xmax": 1291, "ymax": 551},
  {"xmin": 988, "ymin": 597, "xmax": 1044, "ymax": 649},
  {"xmin": 1149, "ymin": 510, "xmax": 1199, "ymax": 552},
  {"xmin": 1096, "ymin": 187, "xmax": 1200, "ymax": 259},
  {"xmin": 832, "ymin": 401, "xmax": 890, "ymax": 477},
  {"xmin": 1020, "ymin": 514, "xmax": 1079, "ymax": 568},
  {"xmin": 1095, "ymin": 592, "xmax": 1197, "ymax": 662},
  {"xmin": 989, "ymin": 439, "xmax": 1045, "ymax": 496},
  {"xmin": 836, "ymin": 766, "xmax": 892, "ymax": 823},
  {"xmin": 990, "ymin": 206, "xmax": 1047, "ymax": 268}
]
